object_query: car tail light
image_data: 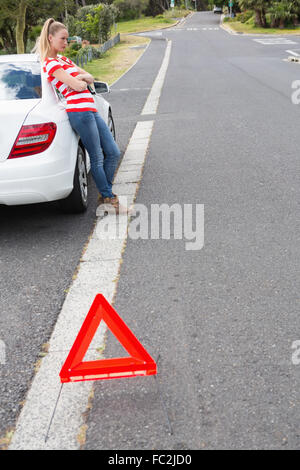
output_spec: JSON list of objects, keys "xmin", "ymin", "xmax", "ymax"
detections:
[{"xmin": 9, "ymin": 122, "xmax": 57, "ymax": 159}]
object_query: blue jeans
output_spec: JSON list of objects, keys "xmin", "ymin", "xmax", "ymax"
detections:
[{"xmin": 68, "ymin": 111, "xmax": 121, "ymax": 198}]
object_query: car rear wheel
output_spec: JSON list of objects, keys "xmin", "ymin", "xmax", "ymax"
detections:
[{"xmin": 59, "ymin": 144, "xmax": 88, "ymax": 213}]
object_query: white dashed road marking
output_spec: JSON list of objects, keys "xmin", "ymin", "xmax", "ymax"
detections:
[
  {"xmin": 173, "ymin": 27, "xmax": 219, "ymax": 31},
  {"xmin": 286, "ymin": 49, "xmax": 300, "ymax": 56},
  {"xmin": 141, "ymin": 39, "xmax": 172, "ymax": 115},
  {"xmin": 253, "ymin": 38, "xmax": 298, "ymax": 45}
]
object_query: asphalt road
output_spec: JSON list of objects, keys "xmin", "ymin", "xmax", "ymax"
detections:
[
  {"xmin": 0, "ymin": 31, "xmax": 168, "ymax": 441},
  {"xmin": 1, "ymin": 11, "xmax": 300, "ymax": 449},
  {"xmin": 85, "ymin": 12, "xmax": 300, "ymax": 449}
]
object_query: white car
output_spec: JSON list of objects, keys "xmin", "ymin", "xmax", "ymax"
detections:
[
  {"xmin": 0, "ymin": 53, "xmax": 116, "ymax": 212},
  {"xmin": 213, "ymin": 6, "xmax": 223, "ymax": 14}
]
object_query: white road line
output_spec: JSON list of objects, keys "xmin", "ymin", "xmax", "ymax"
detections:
[
  {"xmin": 166, "ymin": 28, "xmax": 219, "ymax": 32},
  {"xmin": 253, "ymin": 38, "xmax": 298, "ymax": 45},
  {"xmin": 9, "ymin": 120, "xmax": 154, "ymax": 450},
  {"xmin": 115, "ymin": 87, "xmax": 151, "ymax": 92},
  {"xmin": 137, "ymin": 31, "xmax": 162, "ymax": 37},
  {"xmin": 141, "ymin": 40, "xmax": 172, "ymax": 115},
  {"xmin": 286, "ymin": 49, "xmax": 300, "ymax": 56}
]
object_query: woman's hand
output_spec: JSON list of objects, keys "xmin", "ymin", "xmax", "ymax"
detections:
[
  {"xmin": 76, "ymin": 73, "xmax": 94, "ymax": 85},
  {"xmin": 67, "ymin": 80, "xmax": 88, "ymax": 93},
  {"xmin": 52, "ymin": 68, "xmax": 89, "ymax": 93},
  {"xmin": 75, "ymin": 79, "xmax": 88, "ymax": 92}
]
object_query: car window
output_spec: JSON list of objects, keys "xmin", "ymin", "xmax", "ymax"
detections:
[
  {"xmin": 55, "ymin": 87, "xmax": 66, "ymax": 103},
  {"xmin": 0, "ymin": 62, "xmax": 42, "ymax": 100}
]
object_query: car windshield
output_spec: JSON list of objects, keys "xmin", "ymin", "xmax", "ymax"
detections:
[{"xmin": 0, "ymin": 62, "xmax": 42, "ymax": 100}]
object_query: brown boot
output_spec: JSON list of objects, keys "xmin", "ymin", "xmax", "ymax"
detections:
[
  {"xmin": 98, "ymin": 193, "xmax": 118, "ymax": 204},
  {"xmin": 98, "ymin": 193, "xmax": 117, "ymax": 205},
  {"xmin": 102, "ymin": 195, "xmax": 131, "ymax": 215}
]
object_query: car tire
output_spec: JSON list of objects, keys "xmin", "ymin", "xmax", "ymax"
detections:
[
  {"xmin": 58, "ymin": 144, "xmax": 88, "ymax": 214},
  {"xmin": 108, "ymin": 109, "xmax": 116, "ymax": 141}
]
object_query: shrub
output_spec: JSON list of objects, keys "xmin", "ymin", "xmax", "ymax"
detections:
[
  {"xmin": 64, "ymin": 44, "xmax": 103, "ymax": 63},
  {"xmin": 236, "ymin": 10, "xmax": 254, "ymax": 23},
  {"xmin": 65, "ymin": 15, "xmax": 78, "ymax": 37},
  {"xmin": 99, "ymin": 4, "xmax": 119, "ymax": 42},
  {"xmin": 75, "ymin": 3, "xmax": 118, "ymax": 44},
  {"xmin": 113, "ymin": 0, "xmax": 149, "ymax": 21},
  {"xmin": 28, "ymin": 25, "xmax": 42, "ymax": 42},
  {"xmin": 69, "ymin": 43, "xmax": 82, "ymax": 51},
  {"xmin": 163, "ymin": 7, "xmax": 190, "ymax": 19},
  {"xmin": 245, "ymin": 15, "xmax": 255, "ymax": 26},
  {"xmin": 89, "ymin": 46, "xmax": 103, "ymax": 59},
  {"xmin": 63, "ymin": 45, "xmax": 78, "ymax": 61}
]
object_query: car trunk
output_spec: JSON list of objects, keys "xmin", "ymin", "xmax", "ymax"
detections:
[{"xmin": 0, "ymin": 99, "xmax": 40, "ymax": 162}]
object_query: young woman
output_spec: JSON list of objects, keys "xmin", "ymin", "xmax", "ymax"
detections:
[{"xmin": 36, "ymin": 18, "xmax": 125, "ymax": 213}]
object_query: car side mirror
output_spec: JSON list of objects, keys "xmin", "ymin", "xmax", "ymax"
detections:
[{"xmin": 93, "ymin": 81, "xmax": 110, "ymax": 94}]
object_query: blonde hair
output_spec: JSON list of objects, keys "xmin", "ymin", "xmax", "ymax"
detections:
[{"xmin": 32, "ymin": 18, "xmax": 67, "ymax": 61}]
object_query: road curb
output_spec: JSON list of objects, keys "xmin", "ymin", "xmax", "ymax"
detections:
[
  {"xmin": 9, "ymin": 120, "xmax": 155, "ymax": 450},
  {"xmin": 219, "ymin": 15, "xmax": 240, "ymax": 35}
]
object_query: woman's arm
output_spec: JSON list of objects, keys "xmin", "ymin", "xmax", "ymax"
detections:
[
  {"xmin": 58, "ymin": 58, "xmax": 94, "ymax": 85},
  {"xmin": 52, "ymin": 68, "xmax": 88, "ymax": 92},
  {"xmin": 76, "ymin": 72, "xmax": 94, "ymax": 85}
]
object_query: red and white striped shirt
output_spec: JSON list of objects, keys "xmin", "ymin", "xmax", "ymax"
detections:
[{"xmin": 43, "ymin": 55, "xmax": 97, "ymax": 113}]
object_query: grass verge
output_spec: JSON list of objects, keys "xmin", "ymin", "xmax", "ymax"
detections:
[
  {"xmin": 84, "ymin": 34, "xmax": 151, "ymax": 85},
  {"xmin": 81, "ymin": 9, "xmax": 193, "ymax": 84},
  {"xmin": 114, "ymin": 16, "xmax": 175, "ymax": 34},
  {"xmin": 224, "ymin": 19, "xmax": 300, "ymax": 35},
  {"xmin": 113, "ymin": 9, "xmax": 191, "ymax": 34}
]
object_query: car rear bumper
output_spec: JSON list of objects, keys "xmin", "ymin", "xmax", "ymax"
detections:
[
  {"xmin": 0, "ymin": 170, "xmax": 74, "ymax": 205},
  {"xmin": 0, "ymin": 149, "xmax": 76, "ymax": 205}
]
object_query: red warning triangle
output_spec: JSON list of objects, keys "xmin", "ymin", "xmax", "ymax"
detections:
[{"xmin": 59, "ymin": 294, "xmax": 157, "ymax": 383}]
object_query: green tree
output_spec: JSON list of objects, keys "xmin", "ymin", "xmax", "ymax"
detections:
[
  {"xmin": 85, "ymin": 4, "xmax": 104, "ymax": 41},
  {"xmin": 209, "ymin": 0, "xmax": 225, "ymax": 7},
  {"xmin": 238, "ymin": 0, "xmax": 268, "ymax": 27},
  {"xmin": 269, "ymin": 0, "xmax": 299, "ymax": 27},
  {"xmin": 72, "ymin": 4, "xmax": 99, "ymax": 41},
  {"xmin": 16, "ymin": 0, "xmax": 28, "ymax": 53},
  {"xmin": 113, "ymin": 0, "xmax": 149, "ymax": 21},
  {"xmin": 0, "ymin": 0, "xmax": 71, "ymax": 53},
  {"xmin": 146, "ymin": 0, "xmax": 170, "ymax": 16},
  {"xmin": 0, "ymin": 1, "xmax": 17, "ymax": 51},
  {"xmin": 79, "ymin": 3, "xmax": 118, "ymax": 43},
  {"xmin": 0, "ymin": 0, "xmax": 28, "ymax": 53},
  {"xmin": 196, "ymin": 0, "xmax": 210, "ymax": 10},
  {"xmin": 98, "ymin": 3, "xmax": 119, "ymax": 41}
]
